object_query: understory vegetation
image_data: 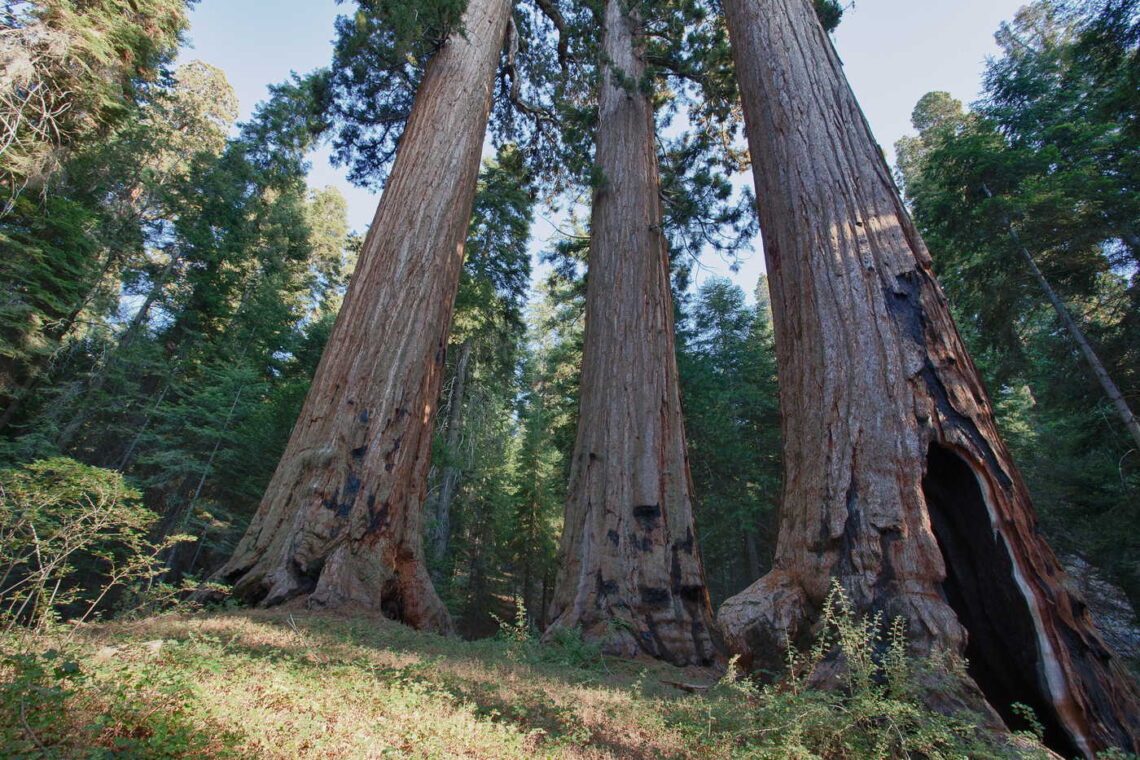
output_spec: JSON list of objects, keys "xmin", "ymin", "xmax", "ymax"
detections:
[{"xmin": 1, "ymin": 592, "xmax": 1059, "ymax": 760}]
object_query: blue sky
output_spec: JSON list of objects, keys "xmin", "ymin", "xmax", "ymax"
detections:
[{"xmin": 179, "ymin": 0, "xmax": 1030, "ymax": 296}]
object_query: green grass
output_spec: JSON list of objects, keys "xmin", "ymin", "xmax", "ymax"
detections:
[{"xmin": 0, "ymin": 607, "xmax": 1060, "ymax": 759}]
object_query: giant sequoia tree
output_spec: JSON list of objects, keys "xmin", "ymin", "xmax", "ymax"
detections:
[
  {"xmin": 212, "ymin": 0, "xmax": 512, "ymax": 632},
  {"xmin": 896, "ymin": 3, "xmax": 1140, "ymax": 611},
  {"xmin": 715, "ymin": 0, "xmax": 1140, "ymax": 755},
  {"xmin": 543, "ymin": 0, "xmax": 719, "ymax": 667}
]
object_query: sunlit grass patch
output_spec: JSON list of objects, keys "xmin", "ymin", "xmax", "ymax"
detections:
[
  {"xmin": 1, "ymin": 604, "xmax": 1061, "ymax": 760},
  {"xmin": 2, "ymin": 610, "xmax": 708, "ymax": 759}
]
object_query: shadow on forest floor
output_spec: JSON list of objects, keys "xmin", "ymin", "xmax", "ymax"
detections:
[
  {"xmin": 0, "ymin": 607, "xmax": 1064, "ymax": 760},
  {"xmin": 2, "ymin": 608, "xmax": 723, "ymax": 759}
]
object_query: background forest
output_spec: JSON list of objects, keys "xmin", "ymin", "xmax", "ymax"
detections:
[{"xmin": 0, "ymin": 0, "xmax": 1138, "ymax": 757}]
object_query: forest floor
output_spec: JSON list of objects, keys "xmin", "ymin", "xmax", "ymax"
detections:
[{"xmin": 1, "ymin": 608, "xmax": 1062, "ymax": 759}]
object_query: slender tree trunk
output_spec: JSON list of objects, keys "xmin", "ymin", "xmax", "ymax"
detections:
[
  {"xmin": 541, "ymin": 569, "xmax": 552, "ymax": 629},
  {"xmin": 55, "ymin": 256, "xmax": 179, "ymax": 451},
  {"xmin": 743, "ymin": 529, "xmax": 762, "ymax": 582},
  {"xmin": 520, "ymin": 554, "xmax": 533, "ymax": 625},
  {"xmin": 543, "ymin": 0, "xmax": 719, "ymax": 667},
  {"xmin": 161, "ymin": 382, "xmax": 245, "ymax": 581},
  {"xmin": 430, "ymin": 338, "xmax": 474, "ymax": 569},
  {"xmin": 119, "ymin": 256, "xmax": 177, "ymax": 351},
  {"xmin": 717, "ymin": 0, "xmax": 1140, "ymax": 755},
  {"xmin": 113, "ymin": 382, "xmax": 169, "ymax": 469},
  {"xmin": 209, "ymin": 0, "xmax": 512, "ymax": 633},
  {"xmin": 991, "ymin": 203, "xmax": 1140, "ymax": 451}
]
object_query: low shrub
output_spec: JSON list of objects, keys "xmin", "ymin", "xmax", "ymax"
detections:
[
  {"xmin": 668, "ymin": 582, "xmax": 1054, "ymax": 760},
  {"xmin": 0, "ymin": 457, "xmax": 196, "ymax": 634},
  {"xmin": 0, "ymin": 646, "xmax": 245, "ymax": 759}
]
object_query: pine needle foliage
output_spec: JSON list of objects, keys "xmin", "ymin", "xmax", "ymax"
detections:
[{"xmin": 0, "ymin": 0, "xmax": 193, "ymax": 198}]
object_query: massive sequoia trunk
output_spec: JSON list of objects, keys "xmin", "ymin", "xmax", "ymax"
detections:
[
  {"xmin": 210, "ymin": 0, "xmax": 512, "ymax": 633},
  {"xmin": 543, "ymin": 0, "xmax": 719, "ymax": 667},
  {"xmin": 717, "ymin": 0, "xmax": 1140, "ymax": 755}
]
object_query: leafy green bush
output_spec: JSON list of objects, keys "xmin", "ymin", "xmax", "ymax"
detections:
[
  {"xmin": 492, "ymin": 598, "xmax": 605, "ymax": 671},
  {"xmin": 1098, "ymin": 750, "xmax": 1140, "ymax": 760},
  {"xmin": 0, "ymin": 458, "xmax": 193, "ymax": 633},
  {"xmin": 491, "ymin": 597, "xmax": 534, "ymax": 646},
  {"xmin": 540, "ymin": 625, "xmax": 604, "ymax": 670},
  {"xmin": 813, "ymin": 0, "xmax": 845, "ymax": 32}
]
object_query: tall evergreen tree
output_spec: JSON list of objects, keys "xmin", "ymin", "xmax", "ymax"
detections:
[
  {"xmin": 0, "ymin": 58, "xmax": 238, "ymax": 438},
  {"xmin": 716, "ymin": 0, "xmax": 1140, "ymax": 754},
  {"xmin": 213, "ymin": 0, "xmax": 513, "ymax": 632},
  {"xmin": 0, "ymin": 0, "xmax": 194, "ymax": 198},
  {"xmin": 544, "ymin": 0, "xmax": 719, "ymax": 667},
  {"xmin": 677, "ymin": 277, "xmax": 780, "ymax": 605},
  {"xmin": 426, "ymin": 145, "xmax": 534, "ymax": 589}
]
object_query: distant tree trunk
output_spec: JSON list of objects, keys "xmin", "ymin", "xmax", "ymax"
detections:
[
  {"xmin": 988, "ymin": 199, "xmax": 1140, "ymax": 451},
  {"xmin": 209, "ymin": 0, "xmax": 512, "ymax": 633},
  {"xmin": 520, "ymin": 556, "xmax": 534, "ymax": 625},
  {"xmin": 160, "ymin": 381, "xmax": 245, "ymax": 582},
  {"xmin": 541, "ymin": 569, "xmax": 553, "ymax": 628},
  {"xmin": 119, "ymin": 257, "xmax": 178, "ymax": 351},
  {"xmin": 543, "ymin": 0, "xmax": 719, "ymax": 667},
  {"xmin": 461, "ymin": 520, "xmax": 494, "ymax": 636},
  {"xmin": 743, "ymin": 530, "xmax": 762, "ymax": 583},
  {"xmin": 114, "ymin": 382, "xmax": 169, "ymax": 470},
  {"xmin": 429, "ymin": 338, "xmax": 474, "ymax": 571},
  {"xmin": 55, "ymin": 256, "xmax": 179, "ymax": 451},
  {"xmin": 717, "ymin": 0, "xmax": 1140, "ymax": 755}
]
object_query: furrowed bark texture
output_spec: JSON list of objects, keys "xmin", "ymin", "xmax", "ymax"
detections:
[
  {"xmin": 544, "ymin": 0, "xmax": 719, "ymax": 667},
  {"xmin": 717, "ymin": 0, "xmax": 1140, "ymax": 755},
  {"xmin": 211, "ymin": 0, "xmax": 512, "ymax": 633}
]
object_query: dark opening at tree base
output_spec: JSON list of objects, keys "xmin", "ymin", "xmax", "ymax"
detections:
[{"xmin": 923, "ymin": 443, "xmax": 1079, "ymax": 758}]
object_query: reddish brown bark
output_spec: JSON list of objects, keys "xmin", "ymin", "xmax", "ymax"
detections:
[
  {"xmin": 543, "ymin": 0, "xmax": 719, "ymax": 667},
  {"xmin": 717, "ymin": 0, "xmax": 1140, "ymax": 755},
  {"xmin": 211, "ymin": 0, "xmax": 513, "ymax": 633}
]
